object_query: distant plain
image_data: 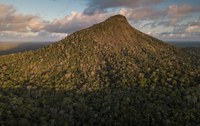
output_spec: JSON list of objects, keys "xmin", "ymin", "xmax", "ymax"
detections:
[
  {"xmin": 0, "ymin": 41, "xmax": 200, "ymax": 56},
  {"xmin": 0, "ymin": 42, "xmax": 53, "ymax": 56}
]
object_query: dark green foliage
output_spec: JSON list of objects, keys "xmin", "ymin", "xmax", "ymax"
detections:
[
  {"xmin": 0, "ymin": 84, "xmax": 200, "ymax": 126},
  {"xmin": 184, "ymin": 46, "xmax": 200, "ymax": 56},
  {"xmin": 0, "ymin": 15, "xmax": 200, "ymax": 125}
]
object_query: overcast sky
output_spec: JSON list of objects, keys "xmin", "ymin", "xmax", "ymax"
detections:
[{"xmin": 0, "ymin": 0, "xmax": 200, "ymax": 42}]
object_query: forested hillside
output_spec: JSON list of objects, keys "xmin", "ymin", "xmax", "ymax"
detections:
[{"xmin": 0, "ymin": 15, "xmax": 200, "ymax": 126}]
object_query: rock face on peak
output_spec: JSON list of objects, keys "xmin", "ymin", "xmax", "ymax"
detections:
[
  {"xmin": 0, "ymin": 15, "xmax": 200, "ymax": 125},
  {"xmin": 104, "ymin": 14, "xmax": 129, "ymax": 24},
  {"xmin": 106, "ymin": 14, "xmax": 127, "ymax": 20}
]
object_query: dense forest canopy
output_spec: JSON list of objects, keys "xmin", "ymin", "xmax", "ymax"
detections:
[{"xmin": 0, "ymin": 15, "xmax": 200, "ymax": 126}]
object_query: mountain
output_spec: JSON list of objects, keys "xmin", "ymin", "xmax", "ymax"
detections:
[{"xmin": 0, "ymin": 15, "xmax": 200, "ymax": 126}]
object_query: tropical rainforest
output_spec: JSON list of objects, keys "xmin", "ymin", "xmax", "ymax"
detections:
[{"xmin": 0, "ymin": 15, "xmax": 200, "ymax": 126}]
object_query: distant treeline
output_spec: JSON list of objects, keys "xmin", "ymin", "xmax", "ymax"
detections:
[{"xmin": 0, "ymin": 42, "xmax": 53, "ymax": 56}]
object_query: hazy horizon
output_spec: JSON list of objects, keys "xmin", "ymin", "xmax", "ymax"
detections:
[{"xmin": 1, "ymin": 41, "xmax": 200, "ymax": 56}]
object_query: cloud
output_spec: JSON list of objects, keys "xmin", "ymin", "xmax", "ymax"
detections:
[
  {"xmin": 83, "ymin": 0, "xmax": 163, "ymax": 15},
  {"xmin": 186, "ymin": 25, "xmax": 200, "ymax": 33},
  {"xmin": 119, "ymin": 8, "xmax": 164, "ymax": 21},
  {"xmin": 118, "ymin": 4, "xmax": 200, "ymax": 25},
  {"xmin": 170, "ymin": 18, "xmax": 200, "ymax": 34},
  {"xmin": 0, "ymin": 4, "xmax": 45, "ymax": 32},
  {"xmin": 166, "ymin": 4, "xmax": 200, "ymax": 25},
  {"xmin": 116, "ymin": 3, "xmax": 200, "ymax": 41},
  {"xmin": 0, "ymin": 30, "xmax": 67, "ymax": 42},
  {"xmin": 155, "ymin": 18, "xmax": 200, "ymax": 41},
  {"xmin": 45, "ymin": 11, "xmax": 113, "ymax": 33},
  {"xmin": 185, "ymin": 19, "xmax": 200, "ymax": 33},
  {"xmin": 0, "ymin": 2, "xmax": 200, "ymax": 42},
  {"xmin": 157, "ymin": 31, "xmax": 200, "ymax": 41},
  {"xmin": 0, "ymin": 4, "xmax": 66, "ymax": 41},
  {"xmin": 50, "ymin": 3, "xmax": 197, "ymax": 37}
]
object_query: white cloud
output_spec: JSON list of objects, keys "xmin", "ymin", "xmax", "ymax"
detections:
[
  {"xmin": 0, "ymin": 30, "xmax": 67, "ymax": 42},
  {"xmin": 119, "ymin": 8, "xmax": 164, "ymax": 21},
  {"xmin": 45, "ymin": 11, "xmax": 113, "ymax": 33},
  {"xmin": 0, "ymin": 2, "xmax": 200, "ymax": 42},
  {"xmin": 185, "ymin": 19, "xmax": 200, "ymax": 33},
  {"xmin": 166, "ymin": 4, "xmax": 200, "ymax": 25},
  {"xmin": 186, "ymin": 25, "xmax": 200, "ymax": 32},
  {"xmin": 0, "ymin": 4, "xmax": 66, "ymax": 41},
  {"xmin": 0, "ymin": 4, "xmax": 45, "ymax": 32}
]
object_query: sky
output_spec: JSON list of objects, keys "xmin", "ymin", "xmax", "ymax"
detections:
[{"xmin": 0, "ymin": 0, "xmax": 200, "ymax": 42}]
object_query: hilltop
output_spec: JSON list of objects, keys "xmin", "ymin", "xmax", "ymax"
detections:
[{"xmin": 0, "ymin": 15, "xmax": 200, "ymax": 126}]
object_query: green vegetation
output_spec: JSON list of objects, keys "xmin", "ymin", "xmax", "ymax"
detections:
[
  {"xmin": 0, "ymin": 15, "xmax": 200, "ymax": 125},
  {"xmin": 184, "ymin": 46, "xmax": 200, "ymax": 56}
]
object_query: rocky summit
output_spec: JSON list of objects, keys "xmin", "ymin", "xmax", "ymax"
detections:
[{"xmin": 0, "ymin": 15, "xmax": 200, "ymax": 126}]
